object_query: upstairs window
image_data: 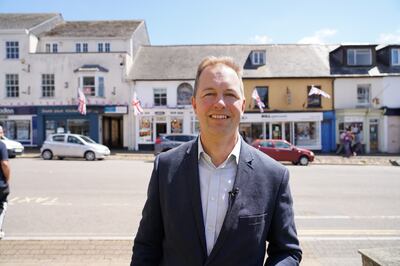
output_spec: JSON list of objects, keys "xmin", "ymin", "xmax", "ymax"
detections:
[
  {"xmin": 357, "ymin": 84, "xmax": 371, "ymax": 106},
  {"xmin": 177, "ymin": 83, "xmax": 193, "ymax": 105},
  {"xmin": 46, "ymin": 43, "xmax": 51, "ymax": 53},
  {"xmin": 76, "ymin": 43, "xmax": 88, "ymax": 53},
  {"xmin": 253, "ymin": 87, "xmax": 268, "ymax": 109},
  {"xmin": 80, "ymin": 76, "xmax": 105, "ymax": 97},
  {"xmin": 42, "ymin": 74, "xmax": 55, "ymax": 98},
  {"xmin": 82, "ymin": 43, "xmax": 88, "ymax": 52},
  {"xmin": 98, "ymin": 43, "xmax": 110, "ymax": 52},
  {"xmin": 307, "ymin": 85, "xmax": 322, "ymax": 108},
  {"xmin": 46, "ymin": 43, "xmax": 58, "ymax": 53},
  {"xmin": 105, "ymin": 43, "xmax": 110, "ymax": 52},
  {"xmin": 6, "ymin": 74, "xmax": 19, "ymax": 97},
  {"xmin": 6, "ymin": 41, "xmax": 19, "ymax": 59},
  {"xmin": 153, "ymin": 88, "xmax": 167, "ymax": 106},
  {"xmin": 392, "ymin": 48, "xmax": 400, "ymax": 66},
  {"xmin": 347, "ymin": 49, "xmax": 372, "ymax": 66},
  {"xmin": 98, "ymin": 43, "xmax": 103, "ymax": 52},
  {"xmin": 251, "ymin": 50, "xmax": 266, "ymax": 65},
  {"xmin": 52, "ymin": 43, "xmax": 58, "ymax": 53}
]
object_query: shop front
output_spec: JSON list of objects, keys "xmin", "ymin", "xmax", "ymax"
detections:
[
  {"xmin": 136, "ymin": 108, "xmax": 196, "ymax": 150},
  {"xmin": 335, "ymin": 109, "xmax": 383, "ymax": 153},
  {"xmin": 0, "ymin": 106, "xmax": 37, "ymax": 146},
  {"xmin": 240, "ymin": 112, "xmax": 323, "ymax": 150}
]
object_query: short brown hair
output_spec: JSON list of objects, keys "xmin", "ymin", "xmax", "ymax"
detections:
[{"xmin": 193, "ymin": 56, "xmax": 244, "ymax": 97}]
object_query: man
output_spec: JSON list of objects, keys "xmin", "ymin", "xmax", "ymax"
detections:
[
  {"xmin": 131, "ymin": 57, "xmax": 302, "ymax": 265},
  {"xmin": 0, "ymin": 126, "xmax": 11, "ymax": 239}
]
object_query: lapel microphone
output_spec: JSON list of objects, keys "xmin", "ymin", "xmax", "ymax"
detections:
[{"xmin": 229, "ymin": 187, "xmax": 239, "ymax": 199}]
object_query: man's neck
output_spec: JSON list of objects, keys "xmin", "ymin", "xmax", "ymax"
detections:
[{"xmin": 200, "ymin": 132, "xmax": 239, "ymax": 167}]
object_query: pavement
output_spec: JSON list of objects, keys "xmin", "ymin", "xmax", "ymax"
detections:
[{"xmin": 1, "ymin": 149, "xmax": 399, "ymax": 265}]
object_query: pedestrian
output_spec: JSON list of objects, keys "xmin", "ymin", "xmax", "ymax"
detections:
[
  {"xmin": 336, "ymin": 130, "xmax": 346, "ymax": 155},
  {"xmin": 352, "ymin": 128, "xmax": 363, "ymax": 156},
  {"xmin": 343, "ymin": 127, "xmax": 353, "ymax": 158},
  {"xmin": 0, "ymin": 126, "xmax": 11, "ymax": 239},
  {"xmin": 130, "ymin": 56, "xmax": 302, "ymax": 265}
]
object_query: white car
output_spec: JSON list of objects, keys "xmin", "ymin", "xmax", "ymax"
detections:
[
  {"xmin": 40, "ymin": 133, "xmax": 110, "ymax": 161},
  {"xmin": 0, "ymin": 136, "xmax": 24, "ymax": 158}
]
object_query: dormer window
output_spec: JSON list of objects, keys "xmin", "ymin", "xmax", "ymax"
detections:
[
  {"xmin": 347, "ymin": 48, "xmax": 372, "ymax": 66},
  {"xmin": 392, "ymin": 48, "xmax": 400, "ymax": 66},
  {"xmin": 251, "ymin": 50, "xmax": 266, "ymax": 65}
]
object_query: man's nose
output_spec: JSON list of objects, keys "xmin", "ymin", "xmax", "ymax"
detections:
[{"xmin": 213, "ymin": 96, "xmax": 226, "ymax": 109}]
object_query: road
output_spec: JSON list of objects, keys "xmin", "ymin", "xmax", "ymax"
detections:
[{"xmin": 3, "ymin": 158, "xmax": 400, "ymax": 265}]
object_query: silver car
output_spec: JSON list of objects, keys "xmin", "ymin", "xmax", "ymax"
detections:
[
  {"xmin": 40, "ymin": 133, "xmax": 110, "ymax": 161},
  {"xmin": 154, "ymin": 134, "xmax": 197, "ymax": 155}
]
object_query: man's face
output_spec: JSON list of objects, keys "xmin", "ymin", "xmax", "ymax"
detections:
[
  {"xmin": 192, "ymin": 64, "xmax": 245, "ymax": 139},
  {"xmin": 0, "ymin": 128, "xmax": 3, "ymax": 138}
]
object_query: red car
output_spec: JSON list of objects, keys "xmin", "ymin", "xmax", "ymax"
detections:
[{"xmin": 251, "ymin": 139, "xmax": 315, "ymax": 166}]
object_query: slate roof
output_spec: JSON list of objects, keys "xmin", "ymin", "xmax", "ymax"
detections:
[
  {"xmin": 0, "ymin": 13, "xmax": 60, "ymax": 30},
  {"xmin": 41, "ymin": 20, "xmax": 143, "ymax": 38},
  {"xmin": 130, "ymin": 44, "xmax": 336, "ymax": 80}
]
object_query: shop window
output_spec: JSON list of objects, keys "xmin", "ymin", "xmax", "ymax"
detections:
[
  {"xmin": 67, "ymin": 119, "xmax": 89, "ymax": 136},
  {"xmin": 171, "ymin": 117, "xmax": 183, "ymax": 133},
  {"xmin": 139, "ymin": 117, "xmax": 153, "ymax": 143},
  {"xmin": 191, "ymin": 117, "xmax": 200, "ymax": 134},
  {"xmin": 347, "ymin": 49, "xmax": 372, "ymax": 66},
  {"xmin": 295, "ymin": 121, "xmax": 318, "ymax": 146},
  {"xmin": 45, "ymin": 120, "xmax": 66, "ymax": 138},
  {"xmin": 42, "ymin": 74, "xmax": 55, "ymax": 98},
  {"xmin": 0, "ymin": 120, "xmax": 30, "ymax": 141},
  {"xmin": 307, "ymin": 86, "xmax": 322, "ymax": 108},
  {"xmin": 154, "ymin": 88, "xmax": 167, "ymax": 106},
  {"xmin": 177, "ymin": 83, "xmax": 193, "ymax": 106},
  {"xmin": 6, "ymin": 41, "xmax": 19, "ymax": 59},
  {"xmin": 239, "ymin": 123, "xmax": 263, "ymax": 144},
  {"xmin": 357, "ymin": 84, "xmax": 371, "ymax": 106},
  {"xmin": 6, "ymin": 74, "xmax": 19, "ymax": 98},
  {"xmin": 253, "ymin": 87, "xmax": 268, "ymax": 109}
]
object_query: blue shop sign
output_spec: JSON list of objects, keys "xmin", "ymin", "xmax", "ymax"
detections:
[
  {"xmin": 0, "ymin": 106, "xmax": 37, "ymax": 115},
  {"xmin": 104, "ymin": 106, "xmax": 128, "ymax": 114}
]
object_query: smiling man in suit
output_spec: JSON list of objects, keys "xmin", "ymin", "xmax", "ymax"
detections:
[{"xmin": 131, "ymin": 56, "xmax": 302, "ymax": 266}]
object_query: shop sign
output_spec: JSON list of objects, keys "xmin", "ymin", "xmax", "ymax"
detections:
[
  {"xmin": 155, "ymin": 111, "xmax": 165, "ymax": 115},
  {"xmin": 40, "ymin": 107, "xmax": 101, "ymax": 114},
  {"xmin": 242, "ymin": 112, "xmax": 323, "ymax": 122},
  {"xmin": 0, "ymin": 106, "xmax": 36, "ymax": 115},
  {"xmin": 344, "ymin": 116, "xmax": 363, "ymax": 123},
  {"xmin": 104, "ymin": 106, "xmax": 128, "ymax": 114}
]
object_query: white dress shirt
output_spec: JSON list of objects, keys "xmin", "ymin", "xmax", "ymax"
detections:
[{"xmin": 198, "ymin": 136, "xmax": 241, "ymax": 255}]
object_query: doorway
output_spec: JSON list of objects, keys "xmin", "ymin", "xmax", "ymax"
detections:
[
  {"xmin": 102, "ymin": 116, "xmax": 123, "ymax": 148},
  {"xmin": 155, "ymin": 122, "xmax": 167, "ymax": 138}
]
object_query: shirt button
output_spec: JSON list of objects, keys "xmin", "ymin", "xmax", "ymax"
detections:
[{"xmin": 207, "ymin": 225, "xmax": 214, "ymax": 231}]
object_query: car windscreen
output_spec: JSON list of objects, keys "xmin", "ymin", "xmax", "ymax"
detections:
[{"xmin": 80, "ymin": 135, "xmax": 96, "ymax": 143}]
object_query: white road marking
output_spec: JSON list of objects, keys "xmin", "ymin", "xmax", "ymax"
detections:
[{"xmin": 296, "ymin": 215, "xmax": 400, "ymax": 219}]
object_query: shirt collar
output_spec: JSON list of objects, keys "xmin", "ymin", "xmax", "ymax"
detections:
[{"xmin": 197, "ymin": 134, "xmax": 241, "ymax": 165}]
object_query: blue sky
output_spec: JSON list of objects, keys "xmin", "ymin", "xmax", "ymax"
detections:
[{"xmin": 1, "ymin": 0, "xmax": 399, "ymax": 45}]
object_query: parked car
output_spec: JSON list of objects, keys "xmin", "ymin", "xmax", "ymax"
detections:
[
  {"xmin": 251, "ymin": 139, "xmax": 314, "ymax": 166},
  {"xmin": 0, "ymin": 136, "xmax": 24, "ymax": 158},
  {"xmin": 40, "ymin": 133, "xmax": 110, "ymax": 161},
  {"xmin": 154, "ymin": 133, "xmax": 197, "ymax": 155}
]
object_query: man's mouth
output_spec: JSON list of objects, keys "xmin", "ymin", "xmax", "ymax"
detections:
[{"xmin": 209, "ymin": 114, "xmax": 229, "ymax": 119}]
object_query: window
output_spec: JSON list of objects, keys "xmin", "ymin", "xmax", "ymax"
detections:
[
  {"xmin": 295, "ymin": 122, "xmax": 318, "ymax": 146},
  {"xmin": 76, "ymin": 43, "xmax": 81, "ymax": 53},
  {"xmin": 83, "ymin": 43, "xmax": 88, "ymax": 52},
  {"xmin": 46, "ymin": 43, "xmax": 58, "ymax": 53},
  {"xmin": 76, "ymin": 43, "xmax": 88, "ymax": 53},
  {"xmin": 52, "ymin": 43, "xmax": 58, "ymax": 53},
  {"xmin": 42, "ymin": 74, "xmax": 55, "ymax": 97},
  {"xmin": 347, "ymin": 49, "xmax": 372, "ymax": 66},
  {"xmin": 52, "ymin": 135, "xmax": 65, "ymax": 142},
  {"xmin": 6, "ymin": 74, "xmax": 19, "ymax": 97},
  {"xmin": 67, "ymin": 135, "xmax": 83, "ymax": 145},
  {"xmin": 177, "ymin": 83, "xmax": 193, "ymax": 105},
  {"xmin": 154, "ymin": 88, "xmax": 167, "ymax": 106},
  {"xmin": 80, "ymin": 76, "xmax": 105, "ymax": 97},
  {"xmin": 98, "ymin": 43, "xmax": 103, "ymax": 52},
  {"xmin": 98, "ymin": 43, "xmax": 110, "ymax": 52},
  {"xmin": 68, "ymin": 119, "xmax": 89, "ymax": 136},
  {"xmin": 275, "ymin": 141, "xmax": 290, "ymax": 149},
  {"xmin": 45, "ymin": 44, "xmax": 51, "ymax": 53},
  {"xmin": 357, "ymin": 84, "xmax": 371, "ymax": 105},
  {"xmin": 307, "ymin": 85, "xmax": 322, "ymax": 107},
  {"xmin": 105, "ymin": 43, "xmax": 110, "ymax": 52},
  {"xmin": 171, "ymin": 117, "xmax": 183, "ymax": 133},
  {"xmin": 6, "ymin": 41, "xmax": 19, "ymax": 59},
  {"xmin": 392, "ymin": 48, "xmax": 400, "ymax": 66},
  {"xmin": 0, "ymin": 119, "xmax": 30, "ymax": 141},
  {"xmin": 251, "ymin": 50, "xmax": 266, "ymax": 65},
  {"xmin": 253, "ymin": 87, "xmax": 268, "ymax": 109}
]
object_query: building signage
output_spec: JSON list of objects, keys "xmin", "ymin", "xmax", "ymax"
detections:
[
  {"xmin": 0, "ymin": 106, "xmax": 37, "ymax": 115},
  {"xmin": 104, "ymin": 106, "xmax": 128, "ymax": 114},
  {"xmin": 39, "ymin": 107, "xmax": 101, "ymax": 114},
  {"xmin": 241, "ymin": 112, "xmax": 323, "ymax": 122}
]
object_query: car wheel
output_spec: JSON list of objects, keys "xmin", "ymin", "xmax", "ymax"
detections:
[
  {"xmin": 299, "ymin": 156, "xmax": 309, "ymax": 166},
  {"xmin": 85, "ymin": 151, "xmax": 96, "ymax": 161},
  {"xmin": 42, "ymin": 150, "xmax": 53, "ymax": 160}
]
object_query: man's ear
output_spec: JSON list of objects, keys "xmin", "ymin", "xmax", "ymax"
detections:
[
  {"xmin": 191, "ymin": 96, "xmax": 197, "ymax": 114},
  {"xmin": 241, "ymin": 98, "xmax": 246, "ymax": 113}
]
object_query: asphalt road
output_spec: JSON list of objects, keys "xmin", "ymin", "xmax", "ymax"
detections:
[{"xmin": 3, "ymin": 158, "xmax": 400, "ymax": 265}]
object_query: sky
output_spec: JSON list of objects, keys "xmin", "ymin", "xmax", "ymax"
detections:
[{"xmin": 1, "ymin": 0, "xmax": 400, "ymax": 45}]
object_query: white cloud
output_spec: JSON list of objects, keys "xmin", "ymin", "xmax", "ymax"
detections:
[
  {"xmin": 297, "ymin": 28, "xmax": 337, "ymax": 44},
  {"xmin": 250, "ymin": 35, "xmax": 273, "ymax": 44},
  {"xmin": 377, "ymin": 30, "xmax": 400, "ymax": 43}
]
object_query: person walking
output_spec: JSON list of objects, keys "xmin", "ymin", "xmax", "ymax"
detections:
[
  {"xmin": 0, "ymin": 126, "xmax": 11, "ymax": 239},
  {"xmin": 131, "ymin": 56, "xmax": 301, "ymax": 265}
]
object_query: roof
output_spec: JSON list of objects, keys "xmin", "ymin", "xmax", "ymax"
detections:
[
  {"xmin": 0, "ymin": 13, "xmax": 60, "ymax": 30},
  {"xmin": 73, "ymin": 64, "xmax": 109, "ymax": 73},
  {"xmin": 130, "ymin": 44, "xmax": 335, "ymax": 80},
  {"xmin": 41, "ymin": 20, "xmax": 143, "ymax": 38}
]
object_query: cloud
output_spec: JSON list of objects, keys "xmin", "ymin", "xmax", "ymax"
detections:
[
  {"xmin": 297, "ymin": 28, "xmax": 337, "ymax": 44},
  {"xmin": 377, "ymin": 30, "xmax": 400, "ymax": 43},
  {"xmin": 250, "ymin": 35, "xmax": 273, "ymax": 44}
]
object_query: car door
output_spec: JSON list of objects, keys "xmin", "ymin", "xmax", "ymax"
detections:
[
  {"xmin": 66, "ymin": 135, "xmax": 85, "ymax": 157},
  {"xmin": 274, "ymin": 140, "xmax": 293, "ymax": 161},
  {"xmin": 258, "ymin": 140, "xmax": 279, "ymax": 160},
  {"xmin": 50, "ymin": 134, "xmax": 67, "ymax": 156}
]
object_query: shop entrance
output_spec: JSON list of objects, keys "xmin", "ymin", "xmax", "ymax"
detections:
[
  {"xmin": 369, "ymin": 120, "xmax": 379, "ymax": 152},
  {"xmin": 102, "ymin": 116, "xmax": 123, "ymax": 148},
  {"xmin": 155, "ymin": 122, "xmax": 167, "ymax": 138}
]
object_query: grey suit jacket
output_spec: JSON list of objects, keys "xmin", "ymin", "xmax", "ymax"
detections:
[{"xmin": 131, "ymin": 138, "xmax": 302, "ymax": 266}]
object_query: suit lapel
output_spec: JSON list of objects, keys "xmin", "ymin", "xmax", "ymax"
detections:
[
  {"xmin": 184, "ymin": 138, "xmax": 208, "ymax": 259},
  {"xmin": 206, "ymin": 140, "xmax": 255, "ymax": 263}
]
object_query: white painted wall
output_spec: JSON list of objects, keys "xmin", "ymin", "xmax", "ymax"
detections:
[{"xmin": 382, "ymin": 76, "xmax": 400, "ymax": 108}]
